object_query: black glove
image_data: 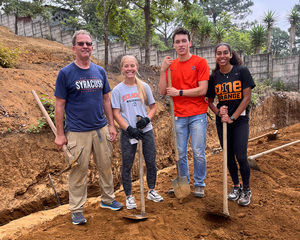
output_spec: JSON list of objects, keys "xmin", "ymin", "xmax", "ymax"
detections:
[
  {"xmin": 136, "ymin": 116, "xmax": 150, "ymax": 129},
  {"xmin": 126, "ymin": 126, "xmax": 144, "ymax": 140}
]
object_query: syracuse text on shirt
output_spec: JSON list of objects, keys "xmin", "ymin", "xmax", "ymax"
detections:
[
  {"xmin": 76, "ymin": 78, "xmax": 103, "ymax": 91},
  {"xmin": 122, "ymin": 92, "xmax": 140, "ymax": 102}
]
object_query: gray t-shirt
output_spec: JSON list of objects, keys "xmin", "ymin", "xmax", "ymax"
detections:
[{"xmin": 111, "ymin": 81, "xmax": 155, "ymax": 133}]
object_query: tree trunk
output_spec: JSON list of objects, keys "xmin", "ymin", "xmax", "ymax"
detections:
[
  {"xmin": 14, "ymin": 14, "xmax": 18, "ymax": 35},
  {"xmin": 267, "ymin": 28, "xmax": 271, "ymax": 53},
  {"xmin": 144, "ymin": 0, "xmax": 151, "ymax": 66},
  {"xmin": 104, "ymin": 1, "xmax": 109, "ymax": 69},
  {"xmin": 289, "ymin": 24, "xmax": 295, "ymax": 56}
]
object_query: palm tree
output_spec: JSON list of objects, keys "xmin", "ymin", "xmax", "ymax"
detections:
[
  {"xmin": 287, "ymin": 7, "xmax": 300, "ymax": 56},
  {"xmin": 263, "ymin": 10, "xmax": 277, "ymax": 53},
  {"xmin": 250, "ymin": 24, "xmax": 266, "ymax": 54},
  {"xmin": 212, "ymin": 24, "xmax": 226, "ymax": 44},
  {"xmin": 187, "ymin": 12, "xmax": 202, "ymax": 46},
  {"xmin": 199, "ymin": 19, "xmax": 213, "ymax": 46}
]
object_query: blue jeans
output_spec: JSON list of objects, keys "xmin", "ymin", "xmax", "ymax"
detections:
[{"xmin": 175, "ymin": 114, "xmax": 207, "ymax": 187}]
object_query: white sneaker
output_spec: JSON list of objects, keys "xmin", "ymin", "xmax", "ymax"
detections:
[
  {"xmin": 147, "ymin": 190, "xmax": 163, "ymax": 202},
  {"xmin": 126, "ymin": 196, "xmax": 137, "ymax": 210}
]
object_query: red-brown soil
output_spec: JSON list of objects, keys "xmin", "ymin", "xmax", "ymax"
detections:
[{"xmin": 0, "ymin": 26, "xmax": 300, "ymax": 240}]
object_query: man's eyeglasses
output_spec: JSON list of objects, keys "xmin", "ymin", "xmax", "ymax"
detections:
[{"xmin": 76, "ymin": 42, "xmax": 93, "ymax": 47}]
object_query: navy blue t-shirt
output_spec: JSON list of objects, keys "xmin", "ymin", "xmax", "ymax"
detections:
[{"xmin": 55, "ymin": 62, "xmax": 111, "ymax": 132}]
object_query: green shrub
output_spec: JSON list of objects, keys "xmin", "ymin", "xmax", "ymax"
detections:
[
  {"xmin": 0, "ymin": 43, "xmax": 22, "ymax": 68},
  {"xmin": 28, "ymin": 95, "xmax": 55, "ymax": 133}
]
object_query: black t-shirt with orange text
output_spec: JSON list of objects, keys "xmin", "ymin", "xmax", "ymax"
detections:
[{"xmin": 206, "ymin": 65, "xmax": 256, "ymax": 117}]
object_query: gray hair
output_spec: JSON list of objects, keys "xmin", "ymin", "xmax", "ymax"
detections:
[{"xmin": 72, "ymin": 30, "xmax": 91, "ymax": 46}]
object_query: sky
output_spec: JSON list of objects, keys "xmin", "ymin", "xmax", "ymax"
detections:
[{"xmin": 244, "ymin": 0, "xmax": 299, "ymax": 31}]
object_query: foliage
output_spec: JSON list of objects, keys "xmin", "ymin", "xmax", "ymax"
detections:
[
  {"xmin": 223, "ymin": 27, "xmax": 252, "ymax": 54},
  {"xmin": 263, "ymin": 10, "xmax": 278, "ymax": 53},
  {"xmin": 27, "ymin": 95, "xmax": 55, "ymax": 133},
  {"xmin": 250, "ymin": 24, "xmax": 266, "ymax": 54},
  {"xmin": 250, "ymin": 77, "xmax": 275, "ymax": 106},
  {"xmin": 200, "ymin": 0, "xmax": 254, "ymax": 24},
  {"xmin": 51, "ymin": 0, "xmax": 104, "ymax": 38},
  {"xmin": 199, "ymin": 18, "xmax": 213, "ymax": 46},
  {"xmin": 0, "ymin": 43, "xmax": 22, "ymax": 68},
  {"xmin": 0, "ymin": 0, "xmax": 51, "ymax": 34},
  {"xmin": 287, "ymin": 6, "xmax": 300, "ymax": 56},
  {"xmin": 212, "ymin": 24, "xmax": 226, "ymax": 44},
  {"xmin": 271, "ymin": 27, "xmax": 289, "ymax": 57},
  {"xmin": 151, "ymin": 35, "xmax": 169, "ymax": 51}
]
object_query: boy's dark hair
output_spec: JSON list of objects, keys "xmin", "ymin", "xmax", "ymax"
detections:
[{"xmin": 172, "ymin": 27, "xmax": 191, "ymax": 43}]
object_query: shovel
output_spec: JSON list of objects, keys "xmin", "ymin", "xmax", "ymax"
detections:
[
  {"xmin": 123, "ymin": 118, "xmax": 148, "ymax": 221},
  {"xmin": 248, "ymin": 139, "xmax": 300, "ymax": 172},
  {"xmin": 167, "ymin": 68, "xmax": 191, "ymax": 199},
  {"xmin": 31, "ymin": 90, "xmax": 82, "ymax": 173}
]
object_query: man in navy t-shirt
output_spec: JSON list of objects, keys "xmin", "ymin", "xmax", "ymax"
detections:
[{"xmin": 54, "ymin": 30, "xmax": 123, "ymax": 225}]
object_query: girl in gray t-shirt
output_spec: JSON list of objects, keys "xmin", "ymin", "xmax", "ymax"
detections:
[{"xmin": 111, "ymin": 55, "xmax": 163, "ymax": 210}]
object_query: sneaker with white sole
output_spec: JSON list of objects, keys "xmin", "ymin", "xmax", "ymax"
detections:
[
  {"xmin": 100, "ymin": 200, "xmax": 123, "ymax": 211},
  {"xmin": 71, "ymin": 212, "xmax": 87, "ymax": 225},
  {"xmin": 194, "ymin": 186, "xmax": 205, "ymax": 198},
  {"xmin": 147, "ymin": 190, "xmax": 163, "ymax": 202},
  {"xmin": 228, "ymin": 185, "xmax": 243, "ymax": 201},
  {"xmin": 238, "ymin": 189, "xmax": 252, "ymax": 206},
  {"xmin": 126, "ymin": 196, "xmax": 137, "ymax": 210}
]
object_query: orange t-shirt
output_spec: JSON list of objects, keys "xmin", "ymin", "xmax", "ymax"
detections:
[{"xmin": 168, "ymin": 55, "xmax": 210, "ymax": 117}]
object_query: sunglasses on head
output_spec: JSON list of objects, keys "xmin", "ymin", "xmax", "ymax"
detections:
[{"xmin": 76, "ymin": 42, "xmax": 93, "ymax": 47}]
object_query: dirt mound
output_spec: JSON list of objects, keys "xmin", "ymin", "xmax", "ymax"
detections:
[{"xmin": 0, "ymin": 26, "xmax": 300, "ymax": 240}]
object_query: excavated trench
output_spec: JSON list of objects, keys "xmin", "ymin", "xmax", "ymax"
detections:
[{"xmin": 0, "ymin": 92, "xmax": 299, "ymax": 226}]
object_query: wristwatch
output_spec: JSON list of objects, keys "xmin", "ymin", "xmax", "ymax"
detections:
[
  {"xmin": 179, "ymin": 90, "xmax": 183, "ymax": 96},
  {"xmin": 230, "ymin": 116, "xmax": 235, "ymax": 121}
]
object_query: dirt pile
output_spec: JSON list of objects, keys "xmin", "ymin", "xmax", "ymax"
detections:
[{"xmin": 0, "ymin": 26, "xmax": 300, "ymax": 240}]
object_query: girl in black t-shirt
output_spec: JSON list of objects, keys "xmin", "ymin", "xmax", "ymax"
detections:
[{"xmin": 206, "ymin": 43, "xmax": 256, "ymax": 206}]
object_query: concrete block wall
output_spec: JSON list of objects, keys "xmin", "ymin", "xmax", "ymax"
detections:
[{"xmin": 272, "ymin": 56, "xmax": 299, "ymax": 89}]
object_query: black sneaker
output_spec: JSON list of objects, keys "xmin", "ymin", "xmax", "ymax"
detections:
[
  {"xmin": 238, "ymin": 190, "xmax": 252, "ymax": 206},
  {"xmin": 227, "ymin": 185, "xmax": 243, "ymax": 201}
]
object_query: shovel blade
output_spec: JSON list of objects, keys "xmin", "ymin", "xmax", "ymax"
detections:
[
  {"xmin": 206, "ymin": 210, "xmax": 230, "ymax": 219},
  {"xmin": 123, "ymin": 213, "xmax": 148, "ymax": 221},
  {"xmin": 248, "ymin": 158, "xmax": 261, "ymax": 171},
  {"xmin": 172, "ymin": 176, "xmax": 191, "ymax": 199}
]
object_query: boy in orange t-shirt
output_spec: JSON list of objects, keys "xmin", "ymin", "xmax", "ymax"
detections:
[{"xmin": 159, "ymin": 27, "xmax": 209, "ymax": 198}]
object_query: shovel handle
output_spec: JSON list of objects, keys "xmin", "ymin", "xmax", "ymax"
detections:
[
  {"xmin": 167, "ymin": 68, "xmax": 180, "ymax": 167},
  {"xmin": 248, "ymin": 139, "xmax": 300, "ymax": 160},
  {"xmin": 223, "ymin": 122, "xmax": 229, "ymax": 216},
  {"xmin": 31, "ymin": 90, "xmax": 73, "ymax": 159},
  {"xmin": 136, "ymin": 116, "xmax": 146, "ymax": 214}
]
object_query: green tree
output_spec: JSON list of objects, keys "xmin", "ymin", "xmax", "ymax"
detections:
[
  {"xmin": 154, "ymin": 2, "xmax": 177, "ymax": 48},
  {"xmin": 199, "ymin": 18, "xmax": 213, "ymax": 46},
  {"xmin": 271, "ymin": 27, "xmax": 289, "ymax": 57},
  {"xmin": 250, "ymin": 24, "xmax": 266, "ymax": 54},
  {"xmin": 263, "ymin": 10, "xmax": 277, "ymax": 53},
  {"xmin": 186, "ymin": 12, "xmax": 202, "ymax": 46},
  {"xmin": 212, "ymin": 24, "xmax": 226, "ymax": 44},
  {"xmin": 200, "ymin": 0, "xmax": 254, "ymax": 24},
  {"xmin": 287, "ymin": 6, "xmax": 300, "ymax": 56},
  {"xmin": 52, "ymin": 0, "xmax": 103, "ymax": 38},
  {"xmin": 0, "ymin": 0, "xmax": 50, "ymax": 34},
  {"xmin": 223, "ymin": 28, "xmax": 252, "ymax": 54},
  {"xmin": 175, "ymin": 3, "xmax": 207, "ymax": 46}
]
